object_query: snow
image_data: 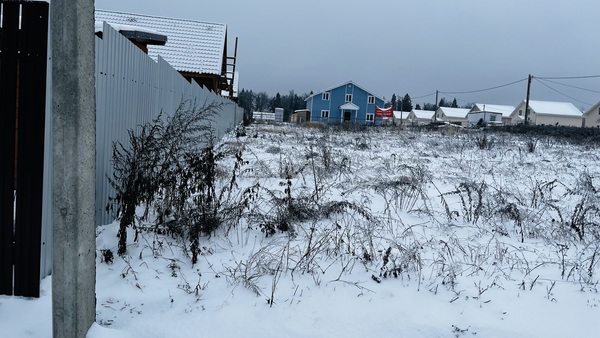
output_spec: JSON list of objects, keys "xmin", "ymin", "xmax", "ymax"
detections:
[
  {"xmin": 94, "ymin": 21, "xmax": 166, "ymax": 37},
  {"xmin": 526, "ymin": 100, "xmax": 583, "ymax": 117},
  {"xmin": 473, "ymin": 104, "xmax": 515, "ymax": 117},
  {"xmin": 2, "ymin": 124, "xmax": 600, "ymax": 337},
  {"xmin": 437, "ymin": 107, "xmax": 471, "ymax": 118}
]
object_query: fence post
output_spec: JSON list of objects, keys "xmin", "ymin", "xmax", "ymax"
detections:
[{"xmin": 51, "ymin": 0, "xmax": 97, "ymax": 336}]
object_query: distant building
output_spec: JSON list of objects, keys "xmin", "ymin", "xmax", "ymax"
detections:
[
  {"xmin": 433, "ymin": 107, "xmax": 471, "ymax": 126},
  {"xmin": 509, "ymin": 100, "xmax": 583, "ymax": 127},
  {"xmin": 291, "ymin": 109, "xmax": 311, "ymax": 124},
  {"xmin": 583, "ymin": 101, "xmax": 600, "ymax": 127},
  {"xmin": 392, "ymin": 111, "xmax": 411, "ymax": 125},
  {"xmin": 404, "ymin": 109, "xmax": 435, "ymax": 126},
  {"xmin": 253, "ymin": 112, "xmax": 275, "ymax": 122},
  {"xmin": 470, "ymin": 103, "xmax": 515, "ymax": 125},
  {"xmin": 274, "ymin": 108, "xmax": 284, "ymax": 122},
  {"xmin": 304, "ymin": 81, "xmax": 385, "ymax": 125},
  {"xmin": 467, "ymin": 111, "xmax": 503, "ymax": 127}
]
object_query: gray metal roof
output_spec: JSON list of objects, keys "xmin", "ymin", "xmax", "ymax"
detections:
[{"xmin": 95, "ymin": 9, "xmax": 227, "ymax": 75}]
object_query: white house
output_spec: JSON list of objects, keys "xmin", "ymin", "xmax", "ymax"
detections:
[
  {"xmin": 509, "ymin": 100, "xmax": 583, "ymax": 127},
  {"xmin": 470, "ymin": 103, "xmax": 515, "ymax": 125},
  {"xmin": 403, "ymin": 109, "xmax": 434, "ymax": 126},
  {"xmin": 434, "ymin": 107, "xmax": 471, "ymax": 125},
  {"xmin": 467, "ymin": 111, "xmax": 503, "ymax": 127},
  {"xmin": 583, "ymin": 101, "xmax": 600, "ymax": 128},
  {"xmin": 392, "ymin": 111, "xmax": 411, "ymax": 125}
]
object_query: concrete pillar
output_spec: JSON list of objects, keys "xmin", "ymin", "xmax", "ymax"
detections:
[{"xmin": 51, "ymin": 0, "xmax": 96, "ymax": 337}]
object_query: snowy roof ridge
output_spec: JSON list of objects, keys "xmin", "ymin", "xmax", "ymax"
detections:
[
  {"xmin": 438, "ymin": 107, "xmax": 470, "ymax": 118},
  {"xmin": 95, "ymin": 9, "xmax": 227, "ymax": 75},
  {"xmin": 526, "ymin": 100, "xmax": 582, "ymax": 117},
  {"xmin": 473, "ymin": 103, "xmax": 516, "ymax": 116},
  {"xmin": 410, "ymin": 109, "xmax": 435, "ymax": 119}
]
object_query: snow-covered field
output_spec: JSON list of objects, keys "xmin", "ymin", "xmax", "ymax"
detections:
[{"xmin": 3, "ymin": 124, "xmax": 600, "ymax": 337}]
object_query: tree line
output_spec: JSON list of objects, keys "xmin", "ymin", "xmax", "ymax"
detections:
[
  {"xmin": 237, "ymin": 89, "xmax": 474, "ymax": 123},
  {"xmin": 387, "ymin": 93, "xmax": 473, "ymax": 111},
  {"xmin": 237, "ymin": 89, "xmax": 309, "ymax": 122}
]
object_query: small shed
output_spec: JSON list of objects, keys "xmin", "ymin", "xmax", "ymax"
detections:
[{"xmin": 291, "ymin": 109, "xmax": 311, "ymax": 123}]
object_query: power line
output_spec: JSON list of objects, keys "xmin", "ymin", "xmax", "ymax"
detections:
[
  {"xmin": 536, "ymin": 74, "xmax": 600, "ymax": 80},
  {"xmin": 536, "ymin": 78, "xmax": 600, "ymax": 94},
  {"xmin": 411, "ymin": 92, "xmax": 436, "ymax": 100},
  {"xmin": 439, "ymin": 78, "xmax": 527, "ymax": 95},
  {"xmin": 533, "ymin": 78, "xmax": 593, "ymax": 106}
]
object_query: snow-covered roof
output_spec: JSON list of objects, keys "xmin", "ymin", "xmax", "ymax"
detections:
[
  {"xmin": 95, "ymin": 9, "xmax": 227, "ymax": 75},
  {"xmin": 409, "ymin": 110, "xmax": 435, "ymax": 119},
  {"xmin": 438, "ymin": 107, "xmax": 470, "ymax": 118},
  {"xmin": 472, "ymin": 103, "xmax": 515, "ymax": 117},
  {"xmin": 526, "ymin": 100, "xmax": 582, "ymax": 117},
  {"xmin": 94, "ymin": 21, "xmax": 166, "ymax": 38},
  {"xmin": 306, "ymin": 80, "xmax": 384, "ymax": 102},
  {"xmin": 392, "ymin": 111, "xmax": 411, "ymax": 119}
]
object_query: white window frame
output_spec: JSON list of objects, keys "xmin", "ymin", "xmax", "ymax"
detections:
[
  {"xmin": 366, "ymin": 113, "xmax": 374, "ymax": 122},
  {"xmin": 518, "ymin": 109, "xmax": 523, "ymax": 116},
  {"xmin": 321, "ymin": 110, "xmax": 330, "ymax": 118},
  {"xmin": 345, "ymin": 94, "xmax": 352, "ymax": 102},
  {"xmin": 367, "ymin": 95, "xmax": 375, "ymax": 104},
  {"xmin": 322, "ymin": 92, "xmax": 330, "ymax": 101}
]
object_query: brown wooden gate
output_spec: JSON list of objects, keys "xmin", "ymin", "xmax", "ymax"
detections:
[{"xmin": 0, "ymin": 0, "xmax": 49, "ymax": 298}]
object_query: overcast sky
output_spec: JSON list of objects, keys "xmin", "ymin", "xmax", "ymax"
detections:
[{"xmin": 95, "ymin": 0, "xmax": 600, "ymax": 109}]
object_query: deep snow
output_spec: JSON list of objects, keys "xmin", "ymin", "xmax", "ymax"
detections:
[{"xmin": 2, "ymin": 124, "xmax": 600, "ymax": 338}]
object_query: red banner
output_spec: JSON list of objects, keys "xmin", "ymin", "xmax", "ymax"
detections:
[{"xmin": 375, "ymin": 106, "xmax": 393, "ymax": 118}]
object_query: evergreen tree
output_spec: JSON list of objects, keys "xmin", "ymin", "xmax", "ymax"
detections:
[
  {"xmin": 391, "ymin": 94, "xmax": 397, "ymax": 110},
  {"xmin": 415, "ymin": 103, "xmax": 422, "ymax": 110},
  {"xmin": 270, "ymin": 92, "xmax": 282, "ymax": 112},
  {"xmin": 438, "ymin": 98, "xmax": 448, "ymax": 108},
  {"xmin": 254, "ymin": 92, "xmax": 270, "ymax": 112},
  {"xmin": 423, "ymin": 103, "xmax": 437, "ymax": 111},
  {"xmin": 402, "ymin": 93, "xmax": 413, "ymax": 112},
  {"xmin": 451, "ymin": 98, "xmax": 458, "ymax": 108}
]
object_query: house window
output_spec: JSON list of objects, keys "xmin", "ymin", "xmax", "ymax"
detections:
[
  {"xmin": 322, "ymin": 92, "xmax": 330, "ymax": 101},
  {"xmin": 345, "ymin": 94, "xmax": 352, "ymax": 102},
  {"xmin": 321, "ymin": 110, "xmax": 329, "ymax": 118},
  {"xmin": 518, "ymin": 110, "xmax": 522, "ymax": 116},
  {"xmin": 490, "ymin": 115, "xmax": 497, "ymax": 122},
  {"xmin": 367, "ymin": 96, "xmax": 375, "ymax": 104},
  {"xmin": 366, "ymin": 114, "xmax": 374, "ymax": 122}
]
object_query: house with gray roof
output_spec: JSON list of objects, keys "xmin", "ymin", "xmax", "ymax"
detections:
[
  {"xmin": 509, "ymin": 100, "xmax": 583, "ymax": 127},
  {"xmin": 95, "ymin": 9, "xmax": 237, "ymax": 98}
]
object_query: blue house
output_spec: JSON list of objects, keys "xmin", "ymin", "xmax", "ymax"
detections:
[{"xmin": 305, "ymin": 81, "xmax": 385, "ymax": 124}]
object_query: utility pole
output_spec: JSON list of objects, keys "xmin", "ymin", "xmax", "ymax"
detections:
[
  {"xmin": 435, "ymin": 90, "xmax": 439, "ymax": 111},
  {"xmin": 524, "ymin": 74, "xmax": 532, "ymax": 125},
  {"xmin": 51, "ymin": 0, "xmax": 97, "ymax": 337}
]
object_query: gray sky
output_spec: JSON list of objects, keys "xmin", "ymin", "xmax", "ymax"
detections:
[{"xmin": 96, "ymin": 0, "xmax": 600, "ymax": 109}]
